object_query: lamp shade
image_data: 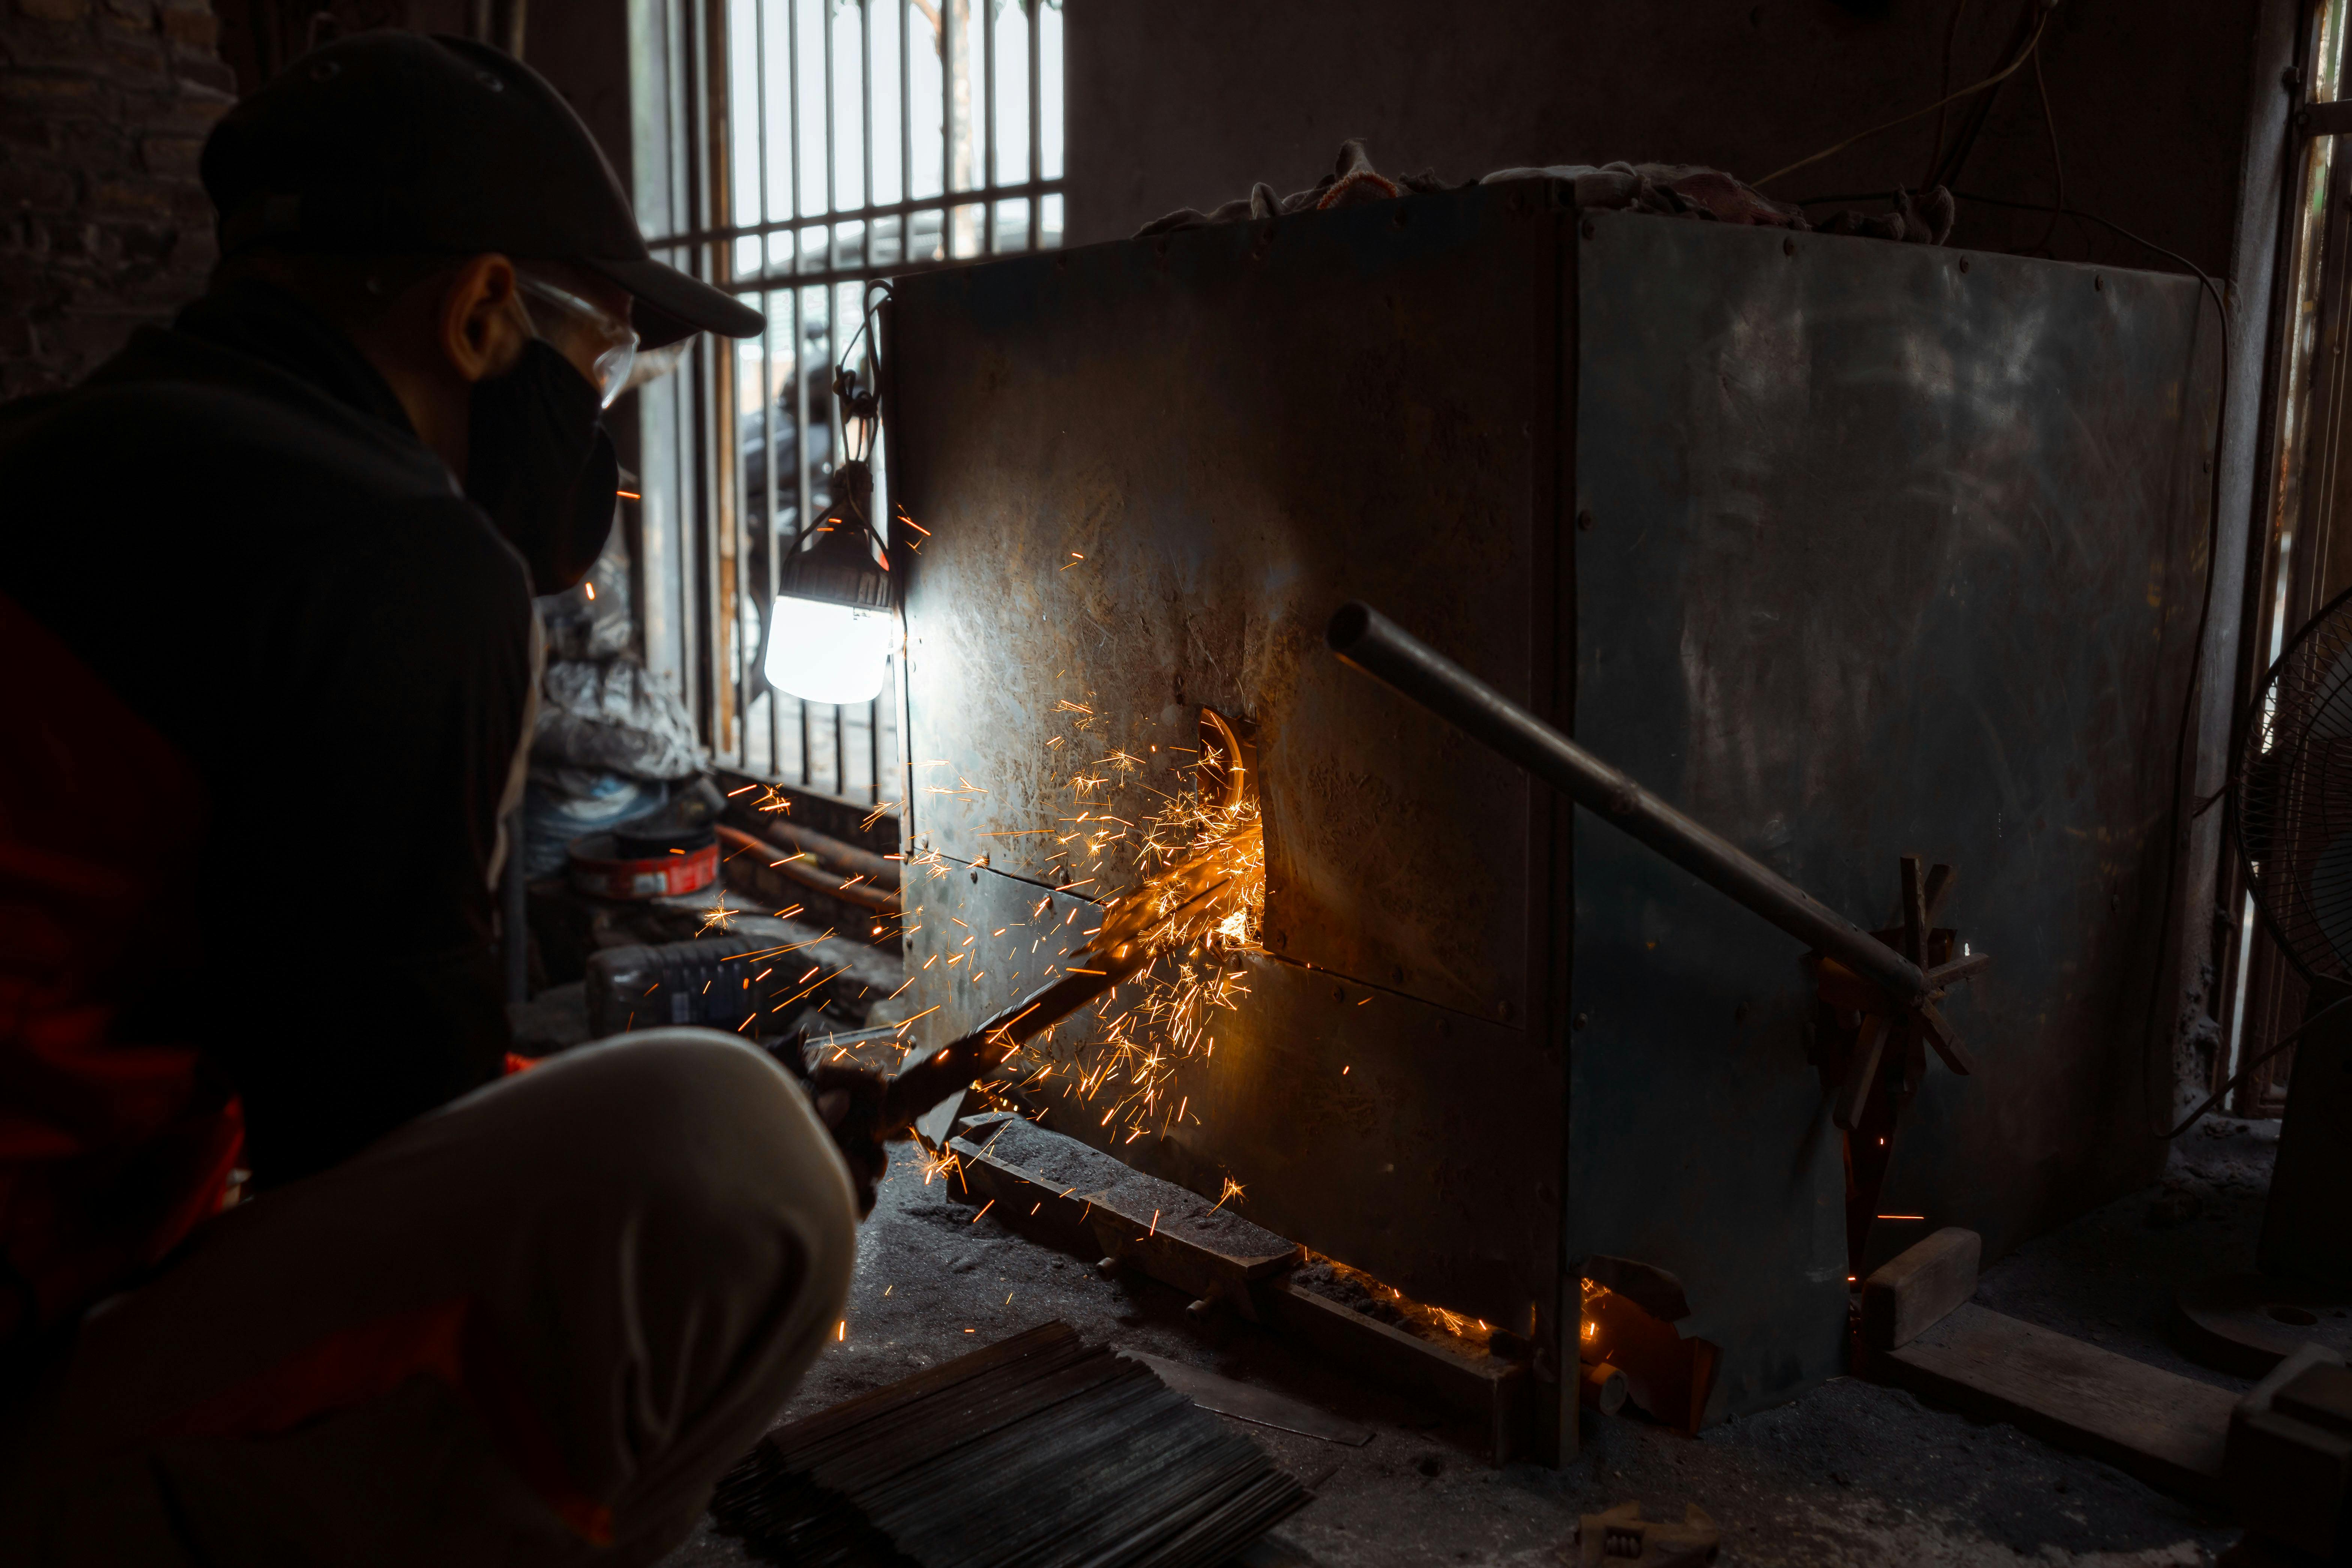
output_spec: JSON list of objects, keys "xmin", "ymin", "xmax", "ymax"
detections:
[{"xmin": 764, "ymin": 460, "xmax": 896, "ymax": 704}]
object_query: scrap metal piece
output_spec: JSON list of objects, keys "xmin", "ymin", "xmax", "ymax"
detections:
[{"xmin": 1573, "ymin": 1502, "xmax": 1719, "ymax": 1566}]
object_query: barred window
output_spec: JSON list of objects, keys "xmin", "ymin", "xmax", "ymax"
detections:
[{"xmin": 632, "ymin": 0, "xmax": 1065, "ymax": 802}]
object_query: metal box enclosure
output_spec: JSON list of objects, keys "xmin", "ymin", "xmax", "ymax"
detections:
[{"xmin": 882, "ymin": 182, "xmax": 2219, "ymax": 1430}]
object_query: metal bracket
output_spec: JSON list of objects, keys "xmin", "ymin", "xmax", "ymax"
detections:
[{"xmin": 2296, "ymin": 99, "xmax": 2352, "ymax": 137}]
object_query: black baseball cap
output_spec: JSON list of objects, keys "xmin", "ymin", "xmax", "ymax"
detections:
[{"xmin": 202, "ymin": 31, "xmax": 760, "ymax": 348}]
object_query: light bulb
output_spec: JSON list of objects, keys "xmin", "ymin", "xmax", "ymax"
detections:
[{"xmin": 764, "ymin": 595, "xmax": 894, "ymax": 704}]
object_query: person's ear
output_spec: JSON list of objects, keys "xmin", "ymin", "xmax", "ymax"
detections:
[{"xmin": 438, "ymin": 254, "xmax": 529, "ymax": 384}]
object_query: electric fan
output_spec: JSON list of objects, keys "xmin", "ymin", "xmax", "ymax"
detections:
[
  {"xmin": 2172, "ymin": 586, "xmax": 2352, "ymax": 1373},
  {"xmin": 2237, "ymin": 588, "xmax": 2352, "ymax": 982}
]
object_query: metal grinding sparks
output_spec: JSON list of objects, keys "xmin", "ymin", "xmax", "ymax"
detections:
[
  {"xmin": 884, "ymin": 700, "xmax": 1267, "ymax": 1146},
  {"xmin": 994, "ymin": 733, "xmax": 1267, "ymax": 1144}
]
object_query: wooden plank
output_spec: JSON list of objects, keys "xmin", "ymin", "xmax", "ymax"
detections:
[
  {"xmin": 945, "ymin": 1121, "xmax": 1528, "ymax": 1462},
  {"xmin": 1879, "ymin": 1304, "xmax": 2232, "ymax": 1500},
  {"xmin": 1860, "ymin": 1227, "xmax": 1979, "ymax": 1350},
  {"xmin": 1264, "ymin": 1276, "xmax": 1528, "ymax": 1463},
  {"xmin": 946, "ymin": 1121, "xmax": 1299, "ymax": 1320}
]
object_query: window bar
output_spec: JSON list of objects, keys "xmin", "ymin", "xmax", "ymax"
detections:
[
  {"xmin": 823, "ymin": 0, "xmax": 837, "ymax": 219},
  {"xmin": 785, "ymin": 0, "xmax": 812, "ymax": 788},
  {"xmin": 682, "ymin": 0, "xmax": 714, "ymax": 733},
  {"xmin": 1027, "ymin": 0, "xmax": 1040, "ymax": 249},
  {"xmin": 760, "ymin": 284, "xmax": 780, "ymax": 775},
  {"xmin": 786, "ymin": 0, "xmax": 802, "ymax": 230},
  {"xmin": 792, "ymin": 283, "xmax": 815, "ymax": 788},
  {"xmin": 982, "ymin": 0, "xmax": 995, "ymax": 250},
  {"xmin": 726, "ymin": 327, "xmax": 746, "ymax": 770},
  {"xmin": 822, "ymin": 0, "xmax": 842, "ymax": 787},
  {"xmin": 753, "ymin": 0, "xmax": 783, "ymax": 777},
  {"xmin": 650, "ymin": 184, "xmax": 1064, "ymax": 254},
  {"xmin": 823, "ymin": 289, "xmax": 843, "ymax": 791},
  {"xmin": 862, "ymin": 0, "xmax": 874, "ymax": 236},
  {"xmin": 708, "ymin": 0, "xmax": 744, "ymax": 767},
  {"xmin": 860, "ymin": 3, "xmax": 878, "ymax": 796},
  {"xmin": 931, "ymin": 0, "xmax": 941, "ymax": 202},
  {"xmin": 899, "ymin": 0, "xmax": 911, "ymax": 227}
]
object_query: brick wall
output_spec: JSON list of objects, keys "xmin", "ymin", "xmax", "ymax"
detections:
[{"xmin": 0, "ymin": 0, "xmax": 232, "ymax": 398}]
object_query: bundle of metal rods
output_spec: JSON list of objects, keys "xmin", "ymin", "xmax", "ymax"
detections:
[{"xmin": 711, "ymin": 1322, "xmax": 1309, "ymax": 1568}]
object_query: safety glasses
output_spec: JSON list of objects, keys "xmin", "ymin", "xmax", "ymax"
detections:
[{"xmin": 516, "ymin": 272, "xmax": 638, "ymax": 409}]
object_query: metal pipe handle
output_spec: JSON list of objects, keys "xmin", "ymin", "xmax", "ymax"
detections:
[{"xmin": 1326, "ymin": 601, "xmax": 1929, "ymax": 1004}]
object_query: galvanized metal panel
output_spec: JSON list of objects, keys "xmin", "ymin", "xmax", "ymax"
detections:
[
  {"xmin": 1567, "ymin": 211, "xmax": 2219, "ymax": 1412},
  {"xmin": 888, "ymin": 184, "xmax": 1570, "ymax": 1336}
]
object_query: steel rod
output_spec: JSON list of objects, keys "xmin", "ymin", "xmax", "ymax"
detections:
[
  {"xmin": 1326, "ymin": 602, "xmax": 1929, "ymax": 1003},
  {"xmin": 1026, "ymin": 0, "xmax": 1039, "ymax": 249}
]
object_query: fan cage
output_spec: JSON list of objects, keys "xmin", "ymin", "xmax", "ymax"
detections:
[{"xmin": 2235, "ymin": 582, "xmax": 2352, "ymax": 983}]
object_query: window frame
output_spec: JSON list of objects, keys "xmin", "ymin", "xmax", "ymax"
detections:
[{"xmin": 628, "ymin": 0, "xmax": 1065, "ymax": 806}]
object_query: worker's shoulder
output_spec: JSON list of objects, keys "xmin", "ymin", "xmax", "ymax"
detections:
[{"xmin": 1, "ymin": 325, "xmax": 449, "ymax": 510}]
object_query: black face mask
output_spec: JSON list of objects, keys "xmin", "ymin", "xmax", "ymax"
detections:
[{"xmin": 465, "ymin": 338, "xmax": 618, "ymax": 594}]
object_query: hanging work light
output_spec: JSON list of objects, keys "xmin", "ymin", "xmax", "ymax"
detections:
[
  {"xmin": 763, "ymin": 454, "xmax": 894, "ymax": 704},
  {"xmin": 763, "ymin": 296, "xmax": 897, "ymax": 706}
]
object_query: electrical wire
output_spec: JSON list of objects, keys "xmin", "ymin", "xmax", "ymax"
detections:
[
  {"xmin": 1928, "ymin": 0, "xmax": 2043, "ymax": 194},
  {"xmin": 1754, "ymin": 0, "xmax": 2056, "ymax": 189},
  {"xmin": 1925, "ymin": 0, "xmax": 1976, "ymax": 188},
  {"xmin": 2031, "ymin": 49, "xmax": 2066, "ymax": 252},
  {"xmin": 2162, "ymin": 995, "xmax": 2351, "ymax": 1137}
]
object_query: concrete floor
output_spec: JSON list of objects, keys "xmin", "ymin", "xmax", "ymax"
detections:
[{"xmin": 653, "ymin": 1112, "xmax": 2295, "ymax": 1567}]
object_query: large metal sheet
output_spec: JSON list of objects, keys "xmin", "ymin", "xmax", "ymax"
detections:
[
  {"xmin": 887, "ymin": 185, "xmax": 1571, "ymax": 1337},
  {"xmin": 1567, "ymin": 211, "xmax": 2219, "ymax": 1412},
  {"xmin": 884, "ymin": 187, "xmax": 2219, "ymax": 1427}
]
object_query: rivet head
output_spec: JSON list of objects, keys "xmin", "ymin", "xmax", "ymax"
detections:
[
  {"xmin": 1576, "ymin": 508, "xmax": 1597, "ymax": 532},
  {"xmin": 1959, "ymin": 256, "xmax": 1971, "ymax": 273},
  {"xmin": 1496, "ymin": 1000, "xmax": 1514, "ymax": 1021},
  {"xmin": 2094, "ymin": 274, "xmax": 2105, "ymax": 291},
  {"xmin": 1574, "ymin": 1012, "xmax": 1590, "ymax": 1031},
  {"xmin": 1580, "ymin": 218, "xmax": 1597, "ymax": 241},
  {"xmin": 1783, "ymin": 237, "xmax": 1796, "ymax": 257}
]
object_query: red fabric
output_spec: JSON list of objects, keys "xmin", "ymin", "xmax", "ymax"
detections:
[
  {"xmin": 0, "ymin": 595, "xmax": 241, "ymax": 1344},
  {"xmin": 153, "ymin": 1295, "xmax": 613, "ymax": 1546}
]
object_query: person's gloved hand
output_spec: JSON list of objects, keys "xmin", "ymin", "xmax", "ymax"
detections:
[{"xmin": 809, "ymin": 1063, "xmax": 888, "ymax": 1217}]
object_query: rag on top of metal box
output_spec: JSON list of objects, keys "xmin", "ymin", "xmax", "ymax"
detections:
[{"xmin": 878, "ymin": 177, "xmax": 2220, "ymax": 1447}]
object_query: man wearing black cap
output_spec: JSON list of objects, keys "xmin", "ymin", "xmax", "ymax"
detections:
[{"xmin": 0, "ymin": 33, "xmax": 869, "ymax": 1565}]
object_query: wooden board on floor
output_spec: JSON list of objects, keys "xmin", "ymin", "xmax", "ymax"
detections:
[{"xmin": 1877, "ymin": 1303, "xmax": 2233, "ymax": 1500}]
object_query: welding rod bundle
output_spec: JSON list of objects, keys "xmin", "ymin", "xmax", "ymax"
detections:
[{"xmin": 1323, "ymin": 601, "xmax": 1931, "ymax": 1005}]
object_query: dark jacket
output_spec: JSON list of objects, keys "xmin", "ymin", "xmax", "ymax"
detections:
[{"xmin": 0, "ymin": 282, "xmax": 532, "ymax": 1189}]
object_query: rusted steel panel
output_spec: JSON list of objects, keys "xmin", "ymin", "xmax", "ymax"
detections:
[{"xmin": 1566, "ymin": 211, "xmax": 2218, "ymax": 1411}]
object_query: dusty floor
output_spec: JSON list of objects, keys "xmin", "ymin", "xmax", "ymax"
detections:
[{"xmin": 653, "ymin": 1113, "xmax": 2293, "ymax": 1568}]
